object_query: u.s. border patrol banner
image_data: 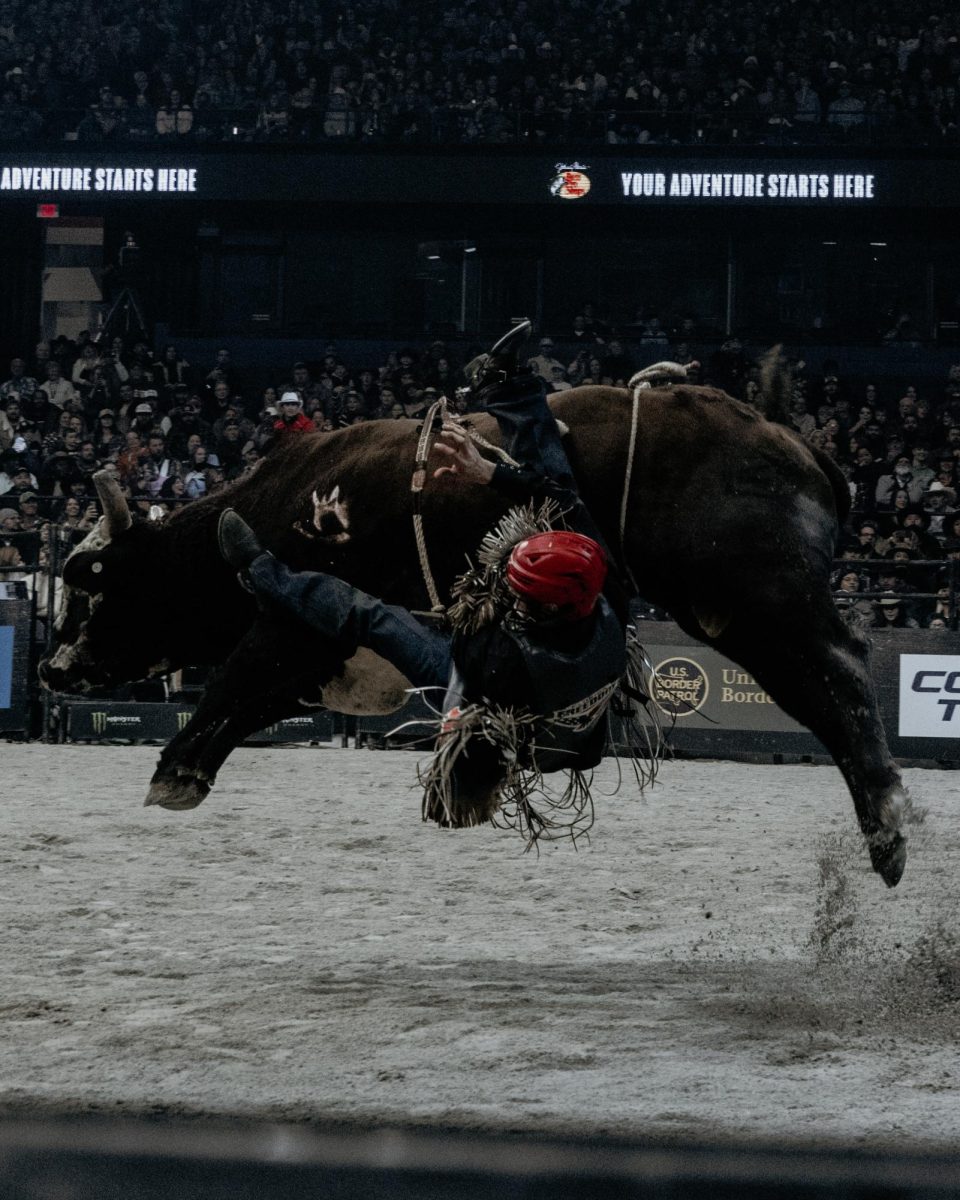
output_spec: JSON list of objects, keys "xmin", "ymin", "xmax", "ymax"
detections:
[{"xmin": 613, "ymin": 623, "xmax": 960, "ymax": 764}]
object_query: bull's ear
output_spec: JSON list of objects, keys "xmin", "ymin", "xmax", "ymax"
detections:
[{"xmin": 62, "ymin": 550, "xmax": 108, "ymax": 593}]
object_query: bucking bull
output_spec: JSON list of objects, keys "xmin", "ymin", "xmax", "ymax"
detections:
[{"xmin": 39, "ymin": 381, "xmax": 908, "ymax": 886}]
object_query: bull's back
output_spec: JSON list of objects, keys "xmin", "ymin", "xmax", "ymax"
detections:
[{"xmin": 551, "ymin": 385, "xmax": 843, "ymax": 580}]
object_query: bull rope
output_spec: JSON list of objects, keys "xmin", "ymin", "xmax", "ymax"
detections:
[
  {"xmin": 617, "ymin": 360, "xmax": 692, "ymax": 595},
  {"xmin": 619, "ymin": 384, "xmax": 642, "ymax": 594},
  {"xmin": 410, "ymin": 397, "xmax": 519, "ymax": 616}
]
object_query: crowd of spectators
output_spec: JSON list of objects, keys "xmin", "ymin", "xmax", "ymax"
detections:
[
  {"xmin": 0, "ymin": 311, "xmax": 958, "ymax": 629},
  {"xmin": 785, "ymin": 356, "xmax": 960, "ymax": 629},
  {"xmin": 1, "ymin": 0, "xmax": 960, "ymax": 146}
]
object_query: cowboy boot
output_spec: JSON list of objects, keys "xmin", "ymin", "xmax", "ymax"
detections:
[
  {"xmin": 461, "ymin": 319, "xmax": 533, "ymax": 399},
  {"xmin": 217, "ymin": 509, "xmax": 266, "ymax": 570}
]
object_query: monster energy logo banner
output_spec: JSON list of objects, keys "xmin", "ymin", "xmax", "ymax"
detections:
[
  {"xmin": 89, "ymin": 711, "xmax": 144, "ymax": 735},
  {"xmin": 67, "ymin": 702, "xmax": 335, "ymax": 743}
]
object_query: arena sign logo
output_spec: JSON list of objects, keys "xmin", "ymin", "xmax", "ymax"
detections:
[
  {"xmin": 648, "ymin": 656, "xmax": 708, "ymax": 717},
  {"xmin": 549, "ymin": 163, "xmax": 591, "ymax": 200},
  {"xmin": 898, "ymin": 654, "xmax": 960, "ymax": 738},
  {"xmin": 90, "ymin": 712, "xmax": 143, "ymax": 734},
  {"xmin": 0, "ymin": 165, "xmax": 198, "ymax": 193}
]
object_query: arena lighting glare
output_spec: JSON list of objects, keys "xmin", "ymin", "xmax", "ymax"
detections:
[{"xmin": 870, "ymin": 241, "xmax": 888, "ymax": 246}]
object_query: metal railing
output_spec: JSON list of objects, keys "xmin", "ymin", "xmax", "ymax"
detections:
[{"xmin": 830, "ymin": 556, "xmax": 959, "ymax": 629}]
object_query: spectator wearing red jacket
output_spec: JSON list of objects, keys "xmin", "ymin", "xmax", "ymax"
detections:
[{"xmin": 273, "ymin": 391, "xmax": 312, "ymax": 435}]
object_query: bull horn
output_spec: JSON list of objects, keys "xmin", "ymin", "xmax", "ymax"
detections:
[{"xmin": 93, "ymin": 469, "xmax": 132, "ymax": 539}]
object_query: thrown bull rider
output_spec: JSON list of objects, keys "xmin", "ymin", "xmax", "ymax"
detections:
[{"xmin": 218, "ymin": 322, "xmax": 656, "ymax": 841}]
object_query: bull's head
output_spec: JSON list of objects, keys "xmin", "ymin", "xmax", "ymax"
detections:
[{"xmin": 38, "ymin": 471, "xmax": 176, "ymax": 693}]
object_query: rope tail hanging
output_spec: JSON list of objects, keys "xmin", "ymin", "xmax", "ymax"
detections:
[{"xmin": 410, "ymin": 397, "xmax": 449, "ymax": 614}]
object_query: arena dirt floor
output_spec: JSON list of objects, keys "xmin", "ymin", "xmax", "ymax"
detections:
[{"xmin": 2, "ymin": 743, "xmax": 959, "ymax": 1149}]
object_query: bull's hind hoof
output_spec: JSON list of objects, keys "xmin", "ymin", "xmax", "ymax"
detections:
[
  {"xmin": 144, "ymin": 776, "xmax": 210, "ymax": 811},
  {"xmin": 870, "ymin": 832, "xmax": 907, "ymax": 888}
]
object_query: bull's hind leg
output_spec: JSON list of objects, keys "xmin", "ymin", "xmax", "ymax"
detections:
[{"xmin": 706, "ymin": 601, "xmax": 907, "ymax": 887}]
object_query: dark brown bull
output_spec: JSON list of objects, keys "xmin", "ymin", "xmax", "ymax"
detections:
[{"xmin": 39, "ymin": 384, "xmax": 908, "ymax": 886}]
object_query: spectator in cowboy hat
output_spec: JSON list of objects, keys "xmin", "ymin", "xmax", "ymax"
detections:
[
  {"xmin": 272, "ymin": 391, "xmax": 312, "ymax": 438},
  {"xmin": 923, "ymin": 480, "xmax": 956, "ymax": 536},
  {"xmin": 871, "ymin": 592, "xmax": 918, "ymax": 629}
]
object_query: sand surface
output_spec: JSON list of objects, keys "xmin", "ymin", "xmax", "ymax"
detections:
[{"xmin": 2, "ymin": 744, "xmax": 959, "ymax": 1148}]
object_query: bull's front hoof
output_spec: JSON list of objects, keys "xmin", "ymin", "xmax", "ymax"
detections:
[
  {"xmin": 870, "ymin": 832, "xmax": 907, "ymax": 888},
  {"xmin": 144, "ymin": 776, "xmax": 210, "ymax": 811}
]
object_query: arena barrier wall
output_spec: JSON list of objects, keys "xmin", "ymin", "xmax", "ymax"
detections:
[
  {"xmin": 360, "ymin": 623, "xmax": 960, "ymax": 767},
  {"xmin": 61, "ymin": 702, "xmax": 339, "ymax": 745},
  {"xmin": 0, "ymin": 582, "xmax": 32, "ymax": 736},
  {"xmin": 1, "ymin": 1115, "xmax": 959, "ymax": 1199},
  {"xmin": 42, "ymin": 625, "xmax": 960, "ymax": 765}
]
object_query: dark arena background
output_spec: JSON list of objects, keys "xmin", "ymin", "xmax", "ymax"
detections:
[{"xmin": 3, "ymin": 3, "xmax": 960, "ymax": 1194}]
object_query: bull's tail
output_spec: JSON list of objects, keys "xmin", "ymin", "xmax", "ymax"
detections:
[{"xmin": 756, "ymin": 344, "xmax": 793, "ymax": 425}]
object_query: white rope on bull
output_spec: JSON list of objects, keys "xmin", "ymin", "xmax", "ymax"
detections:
[{"xmin": 618, "ymin": 360, "xmax": 696, "ymax": 594}]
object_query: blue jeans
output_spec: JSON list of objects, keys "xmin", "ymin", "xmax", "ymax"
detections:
[{"xmin": 248, "ymin": 555, "xmax": 453, "ymax": 691}]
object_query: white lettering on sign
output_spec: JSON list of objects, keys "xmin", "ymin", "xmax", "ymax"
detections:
[
  {"xmin": 617, "ymin": 170, "xmax": 876, "ymax": 203},
  {"xmin": 0, "ymin": 165, "xmax": 196, "ymax": 193}
]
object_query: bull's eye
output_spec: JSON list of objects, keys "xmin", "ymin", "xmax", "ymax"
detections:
[{"xmin": 91, "ymin": 562, "xmax": 103, "ymax": 574}]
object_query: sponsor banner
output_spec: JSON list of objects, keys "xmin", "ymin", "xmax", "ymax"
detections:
[
  {"xmin": 0, "ymin": 150, "xmax": 952, "ymax": 209},
  {"xmin": 645, "ymin": 646, "xmax": 804, "ymax": 733},
  {"xmin": 254, "ymin": 712, "xmax": 336, "ymax": 743},
  {"xmin": 898, "ymin": 655, "xmax": 960, "ymax": 739},
  {"xmin": 66, "ymin": 703, "xmax": 335, "ymax": 743}
]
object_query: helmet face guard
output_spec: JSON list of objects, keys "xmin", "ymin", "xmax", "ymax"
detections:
[{"xmin": 505, "ymin": 531, "xmax": 607, "ymax": 619}]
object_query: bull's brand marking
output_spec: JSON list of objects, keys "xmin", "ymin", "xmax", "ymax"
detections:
[
  {"xmin": 550, "ymin": 163, "xmax": 591, "ymax": 200},
  {"xmin": 649, "ymin": 656, "xmax": 708, "ymax": 717},
  {"xmin": 898, "ymin": 654, "xmax": 960, "ymax": 738},
  {"xmin": 295, "ymin": 485, "xmax": 351, "ymax": 543}
]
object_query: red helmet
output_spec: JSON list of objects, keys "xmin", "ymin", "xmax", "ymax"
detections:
[{"xmin": 505, "ymin": 531, "xmax": 607, "ymax": 619}]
